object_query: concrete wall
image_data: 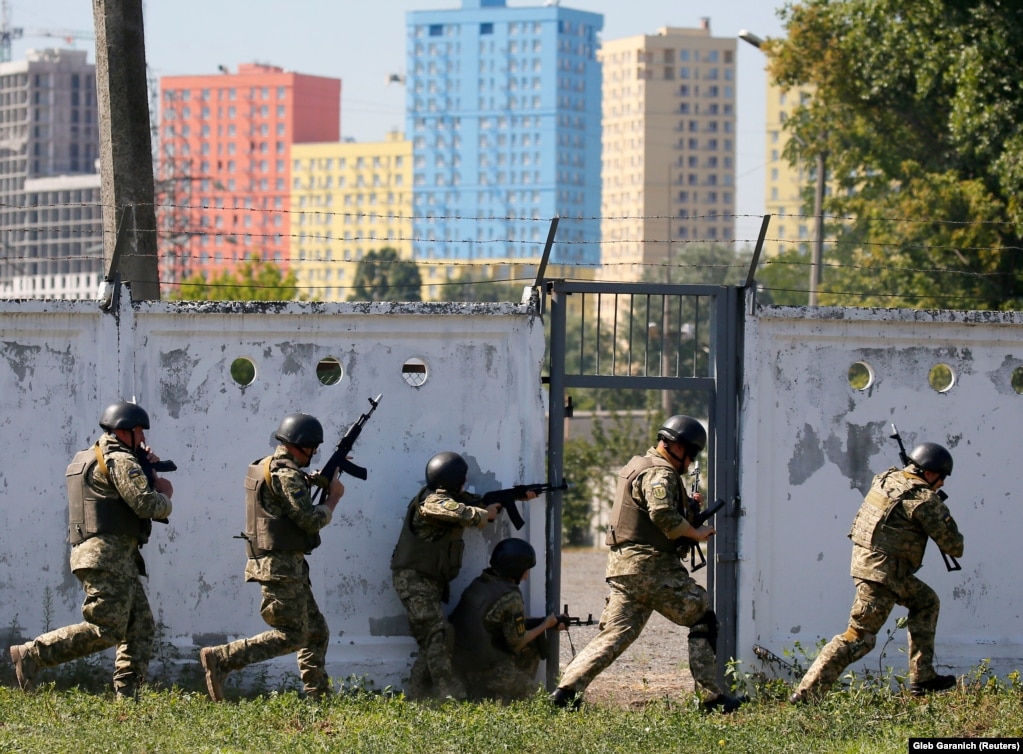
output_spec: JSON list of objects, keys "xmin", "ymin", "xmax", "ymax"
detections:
[
  {"xmin": 0, "ymin": 292, "xmax": 548, "ymax": 691},
  {"xmin": 740, "ymin": 305, "xmax": 1023, "ymax": 680}
]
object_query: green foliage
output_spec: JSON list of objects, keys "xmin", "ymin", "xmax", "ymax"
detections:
[
  {"xmin": 348, "ymin": 247, "xmax": 423, "ymax": 302},
  {"xmin": 441, "ymin": 269, "xmax": 527, "ymax": 303},
  {"xmin": 168, "ymin": 257, "xmax": 303, "ymax": 301},
  {"xmin": 755, "ymin": 248, "xmax": 812, "ymax": 306},
  {"xmin": 561, "ymin": 411, "xmax": 655, "ymax": 546},
  {"xmin": 766, "ymin": 0, "xmax": 1023, "ymax": 309}
]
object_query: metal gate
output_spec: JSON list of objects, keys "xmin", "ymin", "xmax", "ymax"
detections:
[{"xmin": 538, "ymin": 223, "xmax": 766, "ymax": 688}]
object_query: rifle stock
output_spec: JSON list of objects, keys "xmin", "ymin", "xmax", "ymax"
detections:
[{"xmin": 889, "ymin": 422, "xmax": 961, "ymax": 572}]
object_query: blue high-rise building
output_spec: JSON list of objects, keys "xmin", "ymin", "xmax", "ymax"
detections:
[{"xmin": 406, "ymin": 0, "xmax": 603, "ymax": 273}]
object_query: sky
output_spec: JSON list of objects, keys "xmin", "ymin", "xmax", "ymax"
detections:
[{"xmin": 13, "ymin": 0, "xmax": 789, "ymax": 244}]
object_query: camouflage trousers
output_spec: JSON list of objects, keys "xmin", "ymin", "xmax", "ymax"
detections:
[
  {"xmin": 557, "ymin": 570, "xmax": 722, "ymax": 699},
  {"xmin": 26, "ymin": 562, "xmax": 154, "ymax": 695},
  {"xmin": 207, "ymin": 574, "xmax": 330, "ymax": 697},
  {"xmin": 392, "ymin": 568, "xmax": 465, "ymax": 700},
  {"xmin": 462, "ymin": 644, "xmax": 542, "ymax": 704},
  {"xmin": 795, "ymin": 576, "xmax": 940, "ymax": 698}
]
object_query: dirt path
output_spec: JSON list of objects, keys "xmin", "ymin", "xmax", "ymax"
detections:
[{"xmin": 554, "ymin": 548, "xmax": 702, "ymax": 708}]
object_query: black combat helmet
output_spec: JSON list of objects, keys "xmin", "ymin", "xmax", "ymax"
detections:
[
  {"xmin": 657, "ymin": 415, "xmax": 707, "ymax": 457},
  {"xmin": 99, "ymin": 401, "xmax": 150, "ymax": 431},
  {"xmin": 425, "ymin": 451, "xmax": 468, "ymax": 492},
  {"xmin": 274, "ymin": 413, "xmax": 324, "ymax": 447},
  {"xmin": 908, "ymin": 442, "xmax": 953, "ymax": 478},
  {"xmin": 490, "ymin": 538, "xmax": 536, "ymax": 580}
]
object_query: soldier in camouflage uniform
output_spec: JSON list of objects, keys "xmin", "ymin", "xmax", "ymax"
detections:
[
  {"xmin": 390, "ymin": 451, "xmax": 533, "ymax": 701},
  {"xmin": 791, "ymin": 442, "xmax": 964, "ymax": 703},
  {"xmin": 9, "ymin": 401, "xmax": 174, "ymax": 699},
  {"xmin": 551, "ymin": 415, "xmax": 742, "ymax": 713},
  {"xmin": 199, "ymin": 413, "xmax": 344, "ymax": 701},
  {"xmin": 450, "ymin": 538, "xmax": 566, "ymax": 703}
]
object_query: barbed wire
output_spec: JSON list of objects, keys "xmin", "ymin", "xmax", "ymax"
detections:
[
  {"xmin": 9, "ymin": 198, "xmax": 1023, "ymax": 229},
  {"xmin": 4, "ymin": 200, "xmax": 1022, "ymax": 305}
]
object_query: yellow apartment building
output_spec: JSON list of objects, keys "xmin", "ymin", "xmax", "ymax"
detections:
[
  {"xmin": 290, "ymin": 132, "xmax": 413, "ymax": 301},
  {"xmin": 765, "ymin": 80, "xmax": 816, "ymax": 257},
  {"xmin": 598, "ymin": 21, "xmax": 737, "ymax": 283}
]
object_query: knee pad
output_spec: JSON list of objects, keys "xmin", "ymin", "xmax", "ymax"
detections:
[{"xmin": 689, "ymin": 609, "xmax": 719, "ymax": 653}]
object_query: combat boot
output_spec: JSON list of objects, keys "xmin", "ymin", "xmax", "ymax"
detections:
[
  {"xmin": 703, "ymin": 692, "xmax": 744, "ymax": 714},
  {"xmin": 114, "ymin": 676, "xmax": 141, "ymax": 702},
  {"xmin": 910, "ymin": 674, "xmax": 956, "ymax": 697},
  {"xmin": 9, "ymin": 643, "xmax": 38, "ymax": 692},
  {"xmin": 434, "ymin": 676, "xmax": 467, "ymax": 702},
  {"xmin": 550, "ymin": 686, "xmax": 581, "ymax": 709},
  {"xmin": 200, "ymin": 647, "xmax": 229, "ymax": 702}
]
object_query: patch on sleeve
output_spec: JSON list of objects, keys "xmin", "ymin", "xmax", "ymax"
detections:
[
  {"xmin": 127, "ymin": 467, "xmax": 149, "ymax": 492},
  {"xmin": 942, "ymin": 512, "xmax": 952, "ymax": 524},
  {"xmin": 442, "ymin": 500, "xmax": 461, "ymax": 511},
  {"xmin": 650, "ymin": 482, "xmax": 668, "ymax": 500},
  {"xmin": 514, "ymin": 614, "xmax": 526, "ymax": 637}
]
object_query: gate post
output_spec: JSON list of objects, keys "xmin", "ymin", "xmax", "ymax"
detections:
[{"xmin": 545, "ymin": 281, "xmax": 568, "ymax": 690}]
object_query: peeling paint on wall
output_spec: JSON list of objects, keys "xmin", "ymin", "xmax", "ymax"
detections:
[
  {"xmin": 741, "ymin": 305, "xmax": 1023, "ymax": 679},
  {"xmin": 0, "ymin": 295, "xmax": 547, "ymax": 690}
]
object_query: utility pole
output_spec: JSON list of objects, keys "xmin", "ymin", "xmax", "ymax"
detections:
[
  {"xmin": 93, "ymin": 0, "xmax": 160, "ymax": 301},
  {"xmin": 809, "ymin": 150, "xmax": 827, "ymax": 306}
]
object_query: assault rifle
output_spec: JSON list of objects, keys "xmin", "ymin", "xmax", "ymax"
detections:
[
  {"xmin": 675, "ymin": 462, "xmax": 725, "ymax": 571},
  {"xmin": 309, "ymin": 394, "xmax": 382, "ymax": 505},
  {"xmin": 557, "ymin": 603, "xmax": 596, "ymax": 629},
  {"xmin": 480, "ymin": 480, "xmax": 569, "ymax": 530},
  {"xmin": 889, "ymin": 423, "xmax": 961, "ymax": 572},
  {"xmin": 136, "ymin": 446, "xmax": 174, "ymax": 524},
  {"xmin": 557, "ymin": 604, "xmax": 596, "ymax": 657},
  {"xmin": 526, "ymin": 604, "xmax": 596, "ymax": 658}
]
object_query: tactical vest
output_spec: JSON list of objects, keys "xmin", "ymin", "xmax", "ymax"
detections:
[
  {"xmin": 243, "ymin": 457, "xmax": 320, "ymax": 557},
  {"xmin": 450, "ymin": 574, "xmax": 520, "ymax": 672},
  {"xmin": 389, "ymin": 487, "xmax": 466, "ymax": 582},
  {"xmin": 605, "ymin": 454, "xmax": 679, "ymax": 552},
  {"xmin": 67, "ymin": 444, "xmax": 148, "ymax": 545},
  {"xmin": 848, "ymin": 469, "xmax": 929, "ymax": 569}
]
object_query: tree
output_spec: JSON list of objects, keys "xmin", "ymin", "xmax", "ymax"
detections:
[
  {"xmin": 348, "ymin": 247, "xmax": 422, "ymax": 302},
  {"xmin": 765, "ymin": 0, "xmax": 1023, "ymax": 310},
  {"xmin": 441, "ymin": 268, "xmax": 526, "ymax": 303},
  {"xmin": 167, "ymin": 257, "xmax": 303, "ymax": 301},
  {"xmin": 561, "ymin": 410, "xmax": 656, "ymax": 546},
  {"xmin": 755, "ymin": 247, "xmax": 813, "ymax": 306}
]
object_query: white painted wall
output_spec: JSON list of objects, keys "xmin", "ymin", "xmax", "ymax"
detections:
[
  {"xmin": 0, "ymin": 293, "xmax": 548, "ymax": 690},
  {"xmin": 740, "ymin": 305, "xmax": 1023, "ymax": 680}
]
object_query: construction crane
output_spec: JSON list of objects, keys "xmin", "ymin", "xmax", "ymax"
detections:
[{"xmin": 1, "ymin": 1, "xmax": 93, "ymax": 63}]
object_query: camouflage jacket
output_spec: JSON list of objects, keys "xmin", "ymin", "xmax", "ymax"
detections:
[
  {"xmin": 245, "ymin": 445, "xmax": 333, "ymax": 582},
  {"xmin": 849, "ymin": 467, "xmax": 964, "ymax": 586},
  {"xmin": 607, "ymin": 447, "xmax": 692, "ymax": 579},
  {"xmin": 69, "ymin": 433, "xmax": 173, "ymax": 573}
]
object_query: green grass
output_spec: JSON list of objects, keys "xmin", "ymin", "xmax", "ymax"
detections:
[{"xmin": 1, "ymin": 672, "xmax": 1022, "ymax": 754}]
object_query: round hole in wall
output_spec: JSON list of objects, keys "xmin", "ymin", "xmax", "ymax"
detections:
[
  {"xmin": 316, "ymin": 357, "xmax": 344, "ymax": 386},
  {"xmin": 928, "ymin": 363, "xmax": 955, "ymax": 393},
  {"xmin": 1012, "ymin": 366, "xmax": 1023, "ymax": 395},
  {"xmin": 847, "ymin": 361, "xmax": 874, "ymax": 391},
  {"xmin": 402, "ymin": 357, "xmax": 429, "ymax": 387},
  {"xmin": 231, "ymin": 357, "xmax": 256, "ymax": 386}
]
